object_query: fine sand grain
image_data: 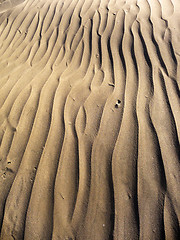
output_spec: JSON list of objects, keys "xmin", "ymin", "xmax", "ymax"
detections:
[{"xmin": 0, "ymin": 0, "xmax": 180, "ymax": 239}]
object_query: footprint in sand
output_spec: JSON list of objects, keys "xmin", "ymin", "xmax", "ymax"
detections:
[{"xmin": 115, "ymin": 99, "xmax": 121, "ymax": 108}]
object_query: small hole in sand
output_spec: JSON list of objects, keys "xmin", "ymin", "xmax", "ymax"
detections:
[{"xmin": 115, "ymin": 99, "xmax": 121, "ymax": 108}]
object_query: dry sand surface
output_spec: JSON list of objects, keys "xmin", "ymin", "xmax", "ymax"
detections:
[{"xmin": 0, "ymin": 0, "xmax": 180, "ymax": 239}]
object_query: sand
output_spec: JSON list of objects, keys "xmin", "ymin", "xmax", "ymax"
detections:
[{"xmin": 0, "ymin": 0, "xmax": 179, "ymax": 239}]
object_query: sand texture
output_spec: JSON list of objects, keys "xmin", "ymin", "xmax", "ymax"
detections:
[{"xmin": 0, "ymin": 0, "xmax": 180, "ymax": 239}]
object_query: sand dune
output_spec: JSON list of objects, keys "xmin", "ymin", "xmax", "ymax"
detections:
[{"xmin": 0, "ymin": 0, "xmax": 179, "ymax": 239}]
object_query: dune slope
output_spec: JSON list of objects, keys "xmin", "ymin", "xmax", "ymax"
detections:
[{"xmin": 0, "ymin": 0, "xmax": 180, "ymax": 239}]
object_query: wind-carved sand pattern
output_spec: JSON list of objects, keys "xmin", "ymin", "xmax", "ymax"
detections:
[{"xmin": 0, "ymin": 0, "xmax": 180, "ymax": 239}]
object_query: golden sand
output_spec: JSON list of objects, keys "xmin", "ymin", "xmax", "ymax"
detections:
[{"xmin": 0, "ymin": 0, "xmax": 179, "ymax": 239}]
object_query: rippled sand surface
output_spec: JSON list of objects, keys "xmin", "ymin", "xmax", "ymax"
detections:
[{"xmin": 0, "ymin": 0, "xmax": 180, "ymax": 239}]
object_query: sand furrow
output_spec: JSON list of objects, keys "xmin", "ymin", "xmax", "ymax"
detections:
[
  {"xmin": 150, "ymin": 68, "xmax": 180, "ymax": 222},
  {"xmin": 0, "ymin": 85, "xmax": 38, "ymax": 230},
  {"xmin": 0, "ymin": 2, "xmax": 31, "ymax": 56},
  {"xmin": 24, "ymin": 77, "xmax": 64, "ymax": 240},
  {"xmin": 1, "ymin": 74, "xmax": 58, "ymax": 239},
  {"xmin": 164, "ymin": 194, "xmax": 180, "ymax": 239},
  {"xmin": 0, "ymin": 0, "xmax": 179, "ymax": 239},
  {"xmin": 112, "ymin": 5, "xmax": 139, "ymax": 239},
  {"xmin": 133, "ymin": 20, "xmax": 166, "ymax": 240}
]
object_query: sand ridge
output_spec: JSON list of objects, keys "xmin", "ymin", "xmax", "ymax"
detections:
[{"xmin": 0, "ymin": 0, "xmax": 179, "ymax": 239}]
